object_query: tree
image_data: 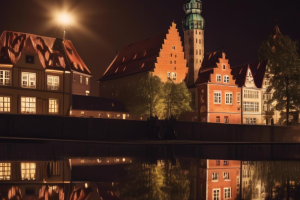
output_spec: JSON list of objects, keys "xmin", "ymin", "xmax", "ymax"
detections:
[
  {"xmin": 161, "ymin": 81, "xmax": 192, "ymax": 119},
  {"xmin": 259, "ymin": 31, "xmax": 300, "ymax": 125}
]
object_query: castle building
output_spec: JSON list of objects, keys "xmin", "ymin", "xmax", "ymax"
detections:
[
  {"xmin": 99, "ymin": 22, "xmax": 187, "ymax": 99},
  {"xmin": 0, "ymin": 31, "xmax": 91, "ymax": 116}
]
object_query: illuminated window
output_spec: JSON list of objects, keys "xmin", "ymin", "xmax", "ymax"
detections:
[
  {"xmin": 86, "ymin": 77, "xmax": 89, "ymax": 85},
  {"xmin": 223, "ymin": 172, "xmax": 230, "ymax": 180},
  {"xmin": 0, "ymin": 163, "xmax": 11, "ymax": 180},
  {"xmin": 216, "ymin": 75, "xmax": 221, "ymax": 82},
  {"xmin": 214, "ymin": 92, "xmax": 221, "ymax": 104},
  {"xmin": 224, "ymin": 187, "xmax": 231, "ymax": 199},
  {"xmin": 21, "ymin": 97, "xmax": 36, "ymax": 114},
  {"xmin": 172, "ymin": 72, "xmax": 177, "ymax": 81},
  {"xmin": 0, "ymin": 70, "xmax": 11, "ymax": 86},
  {"xmin": 216, "ymin": 160, "xmax": 220, "ymax": 166},
  {"xmin": 243, "ymin": 102, "xmax": 259, "ymax": 112},
  {"xmin": 80, "ymin": 75, "xmax": 83, "ymax": 84},
  {"xmin": 213, "ymin": 189, "xmax": 220, "ymax": 200},
  {"xmin": 216, "ymin": 116, "xmax": 220, "ymax": 123},
  {"xmin": 21, "ymin": 163, "xmax": 36, "ymax": 180},
  {"xmin": 212, "ymin": 172, "xmax": 219, "ymax": 181},
  {"xmin": 22, "ymin": 72, "xmax": 36, "ymax": 89},
  {"xmin": 86, "ymin": 90, "xmax": 90, "ymax": 96},
  {"xmin": 47, "ymin": 75, "xmax": 59, "ymax": 90},
  {"xmin": 49, "ymin": 99, "xmax": 59, "ymax": 114},
  {"xmin": 224, "ymin": 160, "xmax": 228, "ymax": 165},
  {"xmin": 223, "ymin": 75, "xmax": 229, "ymax": 83},
  {"xmin": 237, "ymin": 92, "xmax": 241, "ymax": 105},
  {"xmin": 167, "ymin": 72, "xmax": 170, "ymax": 79},
  {"xmin": 224, "ymin": 116, "xmax": 229, "ymax": 123},
  {"xmin": 0, "ymin": 96, "xmax": 11, "ymax": 112},
  {"xmin": 225, "ymin": 93, "xmax": 233, "ymax": 105},
  {"xmin": 246, "ymin": 118, "xmax": 256, "ymax": 124}
]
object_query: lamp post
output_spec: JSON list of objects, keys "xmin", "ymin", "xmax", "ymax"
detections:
[{"xmin": 57, "ymin": 13, "xmax": 72, "ymax": 40}]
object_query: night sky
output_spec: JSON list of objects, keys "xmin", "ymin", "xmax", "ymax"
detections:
[{"xmin": 0, "ymin": 0, "xmax": 300, "ymax": 96}]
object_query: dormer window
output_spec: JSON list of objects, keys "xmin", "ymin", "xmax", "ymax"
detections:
[{"xmin": 25, "ymin": 55, "xmax": 34, "ymax": 64}]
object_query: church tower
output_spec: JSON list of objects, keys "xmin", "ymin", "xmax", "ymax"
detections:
[{"xmin": 183, "ymin": 0, "xmax": 205, "ymax": 86}]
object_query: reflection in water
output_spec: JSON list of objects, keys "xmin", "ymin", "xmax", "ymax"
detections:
[{"xmin": 114, "ymin": 160, "xmax": 190, "ymax": 200}]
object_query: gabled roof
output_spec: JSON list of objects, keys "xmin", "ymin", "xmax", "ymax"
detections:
[
  {"xmin": 72, "ymin": 95, "xmax": 128, "ymax": 112},
  {"xmin": 99, "ymin": 30, "xmax": 168, "ymax": 82},
  {"xmin": 195, "ymin": 51, "xmax": 223, "ymax": 84},
  {"xmin": 0, "ymin": 31, "xmax": 91, "ymax": 75},
  {"xmin": 231, "ymin": 61, "xmax": 267, "ymax": 88}
]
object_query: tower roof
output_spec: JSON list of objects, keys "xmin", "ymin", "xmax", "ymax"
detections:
[{"xmin": 183, "ymin": 0, "xmax": 204, "ymax": 30}]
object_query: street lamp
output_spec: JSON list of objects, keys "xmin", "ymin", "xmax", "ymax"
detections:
[{"xmin": 57, "ymin": 13, "xmax": 73, "ymax": 40}]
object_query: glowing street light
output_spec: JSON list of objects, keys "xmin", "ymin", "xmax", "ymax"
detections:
[{"xmin": 57, "ymin": 12, "xmax": 73, "ymax": 40}]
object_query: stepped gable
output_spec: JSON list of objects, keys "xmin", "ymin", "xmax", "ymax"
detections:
[
  {"xmin": 99, "ymin": 30, "xmax": 168, "ymax": 82},
  {"xmin": 195, "ymin": 51, "xmax": 223, "ymax": 84},
  {"xmin": 0, "ymin": 31, "xmax": 91, "ymax": 75},
  {"xmin": 72, "ymin": 95, "xmax": 127, "ymax": 112}
]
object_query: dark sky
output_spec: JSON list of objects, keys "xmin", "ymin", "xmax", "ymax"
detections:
[{"xmin": 0, "ymin": 0, "xmax": 300, "ymax": 96}]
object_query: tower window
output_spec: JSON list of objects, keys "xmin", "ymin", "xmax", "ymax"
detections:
[
  {"xmin": 223, "ymin": 64, "xmax": 226, "ymax": 70},
  {"xmin": 172, "ymin": 46, "xmax": 176, "ymax": 50},
  {"xmin": 171, "ymin": 53, "xmax": 172, "ymax": 57},
  {"xmin": 199, "ymin": 49, "xmax": 201, "ymax": 55},
  {"xmin": 199, "ymin": 39, "xmax": 201, "ymax": 44},
  {"xmin": 196, "ymin": 50, "xmax": 198, "ymax": 55},
  {"xmin": 196, "ymin": 38, "xmax": 198, "ymax": 43},
  {"xmin": 175, "ymin": 55, "xmax": 177, "ymax": 58},
  {"xmin": 199, "ymin": 32, "xmax": 201, "ymax": 35},
  {"xmin": 174, "ymin": 61, "xmax": 176, "ymax": 64}
]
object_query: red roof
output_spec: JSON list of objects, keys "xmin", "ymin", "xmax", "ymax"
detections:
[
  {"xmin": 0, "ymin": 31, "xmax": 91, "ymax": 75},
  {"xmin": 231, "ymin": 61, "xmax": 267, "ymax": 88},
  {"xmin": 99, "ymin": 30, "xmax": 168, "ymax": 81}
]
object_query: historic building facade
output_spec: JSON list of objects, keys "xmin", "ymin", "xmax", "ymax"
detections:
[{"xmin": 0, "ymin": 31, "xmax": 91, "ymax": 116}]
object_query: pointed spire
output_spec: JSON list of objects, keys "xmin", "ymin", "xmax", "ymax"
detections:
[{"xmin": 273, "ymin": 24, "xmax": 282, "ymax": 36}]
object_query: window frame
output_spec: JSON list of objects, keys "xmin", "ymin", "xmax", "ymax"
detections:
[
  {"xmin": 47, "ymin": 75, "xmax": 60, "ymax": 90},
  {"xmin": 22, "ymin": 72, "xmax": 36, "ymax": 89},
  {"xmin": 222, "ymin": 64, "xmax": 226, "ymax": 70},
  {"xmin": 225, "ymin": 93, "xmax": 233, "ymax": 105},
  {"xmin": 86, "ymin": 77, "xmax": 89, "ymax": 85},
  {"xmin": 80, "ymin": 75, "xmax": 83, "ymax": 84},
  {"xmin": 224, "ymin": 187, "xmax": 231, "ymax": 199},
  {"xmin": 172, "ymin": 72, "xmax": 177, "ymax": 81},
  {"xmin": 21, "ymin": 162, "xmax": 36, "ymax": 180},
  {"xmin": 0, "ymin": 96, "xmax": 11, "ymax": 113},
  {"xmin": 216, "ymin": 116, "xmax": 220, "ymax": 123},
  {"xmin": 223, "ymin": 75, "xmax": 230, "ymax": 83},
  {"xmin": 212, "ymin": 172, "xmax": 219, "ymax": 181},
  {"xmin": 223, "ymin": 172, "xmax": 230, "ymax": 180},
  {"xmin": 167, "ymin": 72, "xmax": 170, "ymax": 79},
  {"xmin": 0, "ymin": 163, "xmax": 11, "ymax": 180},
  {"xmin": 21, "ymin": 97, "xmax": 36, "ymax": 114},
  {"xmin": 214, "ymin": 91, "xmax": 221, "ymax": 104},
  {"xmin": 49, "ymin": 99, "xmax": 59, "ymax": 114},
  {"xmin": 237, "ymin": 92, "xmax": 241, "ymax": 105},
  {"xmin": 0, "ymin": 70, "xmax": 11, "ymax": 86},
  {"xmin": 216, "ymin": 75, "xmax": 221, "ymax": 82},
  {"xmin": 213, "ymin": 188, "xmax": 220, "ymax": 200}
]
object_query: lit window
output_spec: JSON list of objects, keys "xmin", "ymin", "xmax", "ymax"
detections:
[
  {"xmin": 0, "ymin": 70, "xmax": 11, "ymax": 86},
  {"xmin": 47, "ymin": 75, "xmax": 59, "ymax": 90},
  {"xmin": 223, "ymin": 172, "xmax": 230, "ymax": 180},
  {"xmin": 172, "ymin": 72, "xmax": 177, "ymax": 81},
  {"xmin": 80, "ymin": 75, "xmax": 83, "ymax": 84},
  {"xmin": 243, "ymin": 102, "xmax": 259, "ymax": 112},
  {"xmin": 214, "ymin": 92, "xmax": 221, "ymax": 104},
  {"xmin": 21, "ymin": 97, "xmax": 36, "ymax": 114},
  {"xmin": 167, "ymin": 72, "xmax": 170, "ymax": 79},
  {"xmin": 225, "ymin": 93, "xmax": 233, "ymax": 105},
  {"xmin": 172, "ymin": 46, "xmax": 176, "ymax": 50},
  {"xmin": 216, "ymin": 75, "xmax": 221, "ymax": 82},
  {"xmin": 86, "ymin": 77, "xmax": 89, "ymax": 85},
  {"xmin": 0, "ymin": 163, "xmax": 11, "ymax": 180},
  {"xmin": 22, "ymin": 72, "xmax": 36, "ymax": 89},
  {"xmin": 213, "ymin": 189, "xmax": 220, "ymax": 200},
  {"xmin": 216, "ymin": 116, "xmax": 220, "ymax": 123},
  {"xmin": 0, "ymin": 96, "xmax": 11, "ymax": 112},
  {"xmin": 49, "ymin": 99, "xmax": 59, "ymax": 114},
  {"xmin": 224, "ymin": 188, "xmax": 231, "ymax": 199},
  {"xmin": 86, "ymin": 90, "xmax": 90, "ymax": 96},
  {"xmin": 21, "ymin": 162, "xmax": 36, "ymax": 180},
  {"xmin": 222, "ymin": 64, "xmax": 226, "ymax": 70},
  {"xmin": 237, "ymin": 92, "xmax": 241, "ymax": 105},
  {"xmin": 223, "ymin": 75, "xmax": 229, "ymax": 83},
  {"xmin": 224, "ymin": 116, "xmax": 229, "ymax": 123},
  {"xmin": 212, "ymin": 172, "xmax": 219, "ymax": 181}
]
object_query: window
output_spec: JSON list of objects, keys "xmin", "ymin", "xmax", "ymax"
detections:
[
  {"xmin": 196, "ymin": 38, "xmax": 198, "ymax": 43},
  {"xmin": 170, "ymin": 61, "xmax": 172, "ymax": 64},
  {"xmin": 80, "ymin": 75, "xmax": 83, "ymax": 84},
  {"xmin": 172, "ymin": 72, "xmax": 177, "ymax": 81},
  {"xmin": 244, "ymin": 90, "xmax": 259, "ymax": 99},
  {"xmin": 172, "ymin": 46, "xmax": 176, "ymax": 50},
  {"xmin": 243, "ymin": 102, "xmax": 259, "ymax": 112},
  {"xmin": 167, "ymin": 72, "xmax": 170, "ymax": 79},
  {"xmin": 21, "ymin": 97, "xmax": 36, "ymax": 114},
  {"xmin": 212, "ymin": 172, "xmax": 219, "ymax": 181},
  {"xmin": 213, "ymin": 189, "xmax": 220, "ymax": 200},
  {"xmin": 216, "ymin": 75, "xmax": 221, "ymax": 82},
  {"xmin": 0, "ymin": 70, "xmax": 11, "ymax": 86},
  {"xmin": 48, "ymin": 162, "xmax": 60, "ymax": 176},
  {"xmin": 246, "ymin": 118, "xmax": 256, "ymax": 124},
  {"xmin": 224, "ymin": 188, "xmax": 231, "ymax": 199},
  {"xmin": 174, "ymin": 61, "xmax": 176, "ymax": 64},
  {"xmin": 47, "ymin": 75, "xmax": 59, "ymax": 90},
  {"xmin": 223, "ymin": 172, "xmax": 230, "ymax": 180},
  {"xmin": 214, "ymin": 92, "xmax": 221, "ymax": 104},
  {"xmin": 25, "ymin": 55, "xmax": 34, "ymax": 64},
  {"xmin": 237, "ymin": 92, "xmax": 241, "ymax": 105},
  {"xmin": 224, "ymin": 116, "xmax": 229, "ymax": 123},
  {"xmin": 73, "ymin": 74, "xmax": 76, "ymax": 81},
  {"xmin": 22, "ymin": 72, "xmax": 36, "ymax": 88},
  {"xmin": 0, "ymin": 163, "xmax": 11, "ymax": 180},
  {"xmin": 222, "ymin": 64, "xmax": 226, "ymax": 70},
  {"xmin": 216, "ymin": 160, "xmax": 220, "ymax": 166},
  {"xmin": 216, "ymin": 116, "xmax": 220, "ymax": 123},
  {"xmin": 237, "ymin": 177, "xmax": 240, "ymax": 194},
  {"xmin": 49, "ymin": 99, "xmax": 59, "ymax": 114},
  {"xmin": 223, "ymin": 75, "xmax": 229, "ymax": 83},
  {"xmin": 21, "ymin": 163, "xmax": 36, "ymax": 180},
  {"xmin": 199, "ymin": 49, "xmax": 201, "ymax": 55},
  {"xmin": 225, "ymin": 93, "xmax": 233, "ymax": 105},
  {"xmin": 196, "ymin": 50, "xmax": 198, "ymax": 55},
  {"xmin": 0, "ymin": 96, "xmax": 11, "ymax": 112},
  {"xmin": 224, "ymin": 160, "xmax": 228, "ymax": 165},
  {"xmin": 86, "ymin": 77, "xmax": 89, "ymax": 85}
]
